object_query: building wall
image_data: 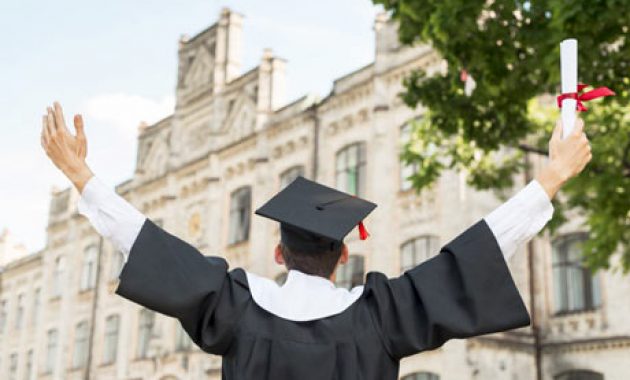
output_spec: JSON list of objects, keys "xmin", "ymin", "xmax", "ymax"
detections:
[{"xmin": 0, "ymin": 8, "xmax": 628, "ymax": 380}]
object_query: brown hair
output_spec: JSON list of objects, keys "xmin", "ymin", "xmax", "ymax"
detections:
[{"xmin": 280, "ymin": 242, "xmax": 343, "ymax": 278}]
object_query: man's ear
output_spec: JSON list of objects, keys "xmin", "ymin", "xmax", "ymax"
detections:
[
  {"xmin": 338, "ymin": 244, "xmax": 349, "ymax": 265},
  {"xmin": 274, "ymin": 244, "xmax": 285, "ymax": 265}
]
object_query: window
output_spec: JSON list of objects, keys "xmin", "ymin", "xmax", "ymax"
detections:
[
  {"xmin": 335, "ymin": 143, "xmax": 366, "ymax": 197},
  {"xmin": 400, "ymin": 123, "xmax": 419, "ymax": 191},
  {"xmin": 552, "ymin": 234, "xmax": 601, "ymax": 314},
  {"xmin": 228, "ymin": 187, "xmax": 252, "ymax": 245},
  {"xmin": 401, "ymin": 372, "xmax": 440, "ymax": 380},
  {"xmin": 25, "ymin": 350, "xmax": 33, "ymax": 380},
  {"xmin": 335, "ymin": 255, "xmax": 365, "ymax": 289},
  {"xmin": 554, "ymin": 370, "xmax": 604, "ymax": 380},
  {"xmin": 0, "ymin": 299, "xmax": 7, "ymax": 333},
  {"xmin": 109, "ymin": 251, "xmax": 124, "ymax": 281},
  {"xmin": 275, "ymin": 272, "xmax": 288, "ymax": 286},
  {"xmin": 73, "ymin": 321, "xmax": 89, "ymax": 368},
  {"xmin": 9, "ymin": 352, "xmax": 18, "ymax": 380},
  {"xmin": 103, "ymin": 314, "xmax": 119, "ymax": 365},
  {"xmin": 32, "ymin": 288, "xmax": 40, "ymax": 326},
  {"xmin": 51, "ymin": 256, "xmax": 65, "ymax": 298},
  {"xmin": 46, "ymin": 329, "xmax": 58, "ymax": 373},
  {"xmin": 400, "ymin": 236, "xmax": 440, "ymax": 272},
  {"xmin": 80, "ymin": 245, "xmax": 98, "ymax": 291},
  {"xmin": 175, "ymin": 324, "xmax": 192, "ymax": 352},
  {"xmin": 15, "ymin": 293, "xmax": 24, "ymax": 330},
  {"xmin": 137, "ymin": 309, "xmax": 155, "ymax": 358},
  {"xmin": 280, "ymin": 166, "xmax": 305, "ymax": 189}
]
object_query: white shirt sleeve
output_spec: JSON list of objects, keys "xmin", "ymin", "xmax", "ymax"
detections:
[
  {"xmin": 77, "ymin": 176, "xmax": 146, "ymax": 261},
  {"xmin": 483, "ymin": 179, "xmax": 554, "ymax": 260}
]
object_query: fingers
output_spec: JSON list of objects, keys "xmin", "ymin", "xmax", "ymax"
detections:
[
  {"xmin": 46, "ymin": 107, "xmax": 56, "ymax": 137},
  {"xmin": 41, "ymin": 115, "xmax": 50, "ymax": 150},
  {"xmin": 571, "ymin": 118, "xmax": 584, "ymax": 137},
  {"xmin": 53, "ymin": 101, "xmax": 68, "ymax": 132},
  {"xmin": 552, "ymin": 119, "xmax": 562, "ymax": 140},
  {"xmin": 74, "ymin": 114, "xmax": 85, "ymax": 138}
]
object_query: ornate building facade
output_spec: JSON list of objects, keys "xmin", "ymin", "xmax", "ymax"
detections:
[{"xmin": 1, "ymin": 8, "xmax": 628, "ymax": 380}]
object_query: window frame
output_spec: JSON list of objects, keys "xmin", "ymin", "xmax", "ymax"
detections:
[
  {"xmin": 227, "ymin": 186, "xmax": 252, "ymax": 245},
  {"xmin": 554, "ymin": 369, "xmax": 604, "ymax": 380},
  {"xmin": 335, "ymin": 142, "xmax": 367, "ymax": 197},
  {"xmin": 137, "ymin": 309, "xmax": 155, "ymax": 359},
  {"xmin": 103, "ymin": 314, "xmax": 120, "ymax": 365},
  {"xmin": 51, "ymin": 256, "xmax": 65, "ymax": 298},
  {"xmin": 400, "ymin": 235, "xmax": 440, "ymax": 273},
  {"xmin": 80, "ymin": 245, "xmax": 98, "ymax": 291},
  {"xmin": 45, "ymin": 328, "xmax": 58, "ymax": 374},
  {"xmin": 335, "ymin": 255, "xmax": 365, "ymax": 290},
  {"xmin": 552, "ymin": 233, "xmax": 601, "ymax": 315},
  {"xmin": 15, "ymin": 293, "xmax": 24, "ymax": 330},
  {"xmin": 72, "ymin": 321, "xmax": 90, "ymax": 368},
  {"xmin": 401, "ymin": 372, "xmax": 441, "ymax": 380}
]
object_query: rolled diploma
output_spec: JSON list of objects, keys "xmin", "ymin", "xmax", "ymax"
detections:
[{"xmin": 560, "ymin": 39, "xmax": 577, "ymax": 139}]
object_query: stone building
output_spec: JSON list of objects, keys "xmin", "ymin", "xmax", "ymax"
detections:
[{"xmin": 1, "ymin": 8, "xmax": 628, "ymax": 380}]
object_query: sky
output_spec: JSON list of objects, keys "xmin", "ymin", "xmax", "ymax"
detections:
[{"xmin": 0, "ymin": 0, "xmax": 384, "ymax": 253}]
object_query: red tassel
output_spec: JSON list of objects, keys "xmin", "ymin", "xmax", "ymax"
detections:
[{"xmin": 358, "ymin": 221, "xmax": 370, "ymax": 240}]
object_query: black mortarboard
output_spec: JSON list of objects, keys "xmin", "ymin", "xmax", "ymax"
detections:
[{"xmin": 255, "ymin": 176, "xmax": 377, "ymax": 253}]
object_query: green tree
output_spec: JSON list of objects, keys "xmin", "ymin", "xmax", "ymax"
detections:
[{"xmin": 373, "ymin": 0, "xmax": 629, "ymax": 270}]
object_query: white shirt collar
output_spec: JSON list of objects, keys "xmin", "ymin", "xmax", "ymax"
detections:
[{"xmin": 246, "ymin": 270, "xmax": 364, "ymax": 322}]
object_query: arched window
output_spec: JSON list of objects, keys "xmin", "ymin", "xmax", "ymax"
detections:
[
  {"xmin": 280, "ymin": 166, "xmax": 305, "ymax": 189},
  {"xmin": 552, "ymin": 233, "xmax": 601, "ymax": 314},
  {"xmin": 335, "ymin": 142, "xmax": 367, "ymax": 197},
  {"xmin": 0, "ymin": 299, "xmax": 6, "ymax": 333},
  {"xmin": 275, "ymin": 272, "xmax": 288, "ymax": 286},
  {"xmin": 103, "ymin": 314, "xmax": 120, "ymax": 365},
  {"xmin": 228, "ymin": 186, "xmax": 252, "ymax": 245},
  {"xmin": 400, "ymin": 236, "xmax": 440, "ymax": 272},
  {"xmin": 8, "ymin": 352, "xmax": 17, "ymax": 380},
  {"xmin": 32, "ymin": 288, "xmax": 41, "ymax": 326},
  {"xmin": 51, "ymin": 256, "xmax": 65, "ymax": 297},
  {"xmin": 137, "ymin": 309, "xmax": 155, "ymax": 358},
  {"xmin": 80, "ymin": 245, "xmax": 98, "ymax": 291},
  {"xmin": 15, "ymin": 294, "xmax": 24, "ymax": 330},
  {"xmin": 554, "ymin": 370, "xmax": 604, "ymax": 380},
  {"xmin": 45, "ymin": 328, "xmax": 58, "ymax": 373},
  {"xmin": 73, "ymin": 321, "xmax": 89, "ymax": 368},
  {"xmin": 401, "ymin": 372, "xmax": 440, "ymax": 380},
  {"xmin": 335, "ymin": 255, "xmax": 365, "ymax": 289}
]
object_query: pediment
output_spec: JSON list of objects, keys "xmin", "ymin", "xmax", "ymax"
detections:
[
  {"xmin": 214, "ymin": 94, "xmax": 257, "ymax": 140},
  {"xmin": 183, "ymin": 45, "xmax": 215, "ymax": 90}
]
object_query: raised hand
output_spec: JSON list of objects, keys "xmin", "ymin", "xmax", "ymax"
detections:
[
  {"xmin": 41, "ymin": 102, "xmax": 93, "ymax": 192},
  {"xmin": 535, "ymin": 118, "xmax": 592, "ymax": 199}
]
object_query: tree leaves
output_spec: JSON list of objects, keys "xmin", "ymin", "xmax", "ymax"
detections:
[{"xmin": 375, "ymin": 0, "xmax": 630, "ymax": 270}]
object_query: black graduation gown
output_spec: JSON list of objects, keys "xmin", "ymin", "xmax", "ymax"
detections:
[{"xmin": 116, "ymin": 219, "xmax": 530, "ymax": 380}]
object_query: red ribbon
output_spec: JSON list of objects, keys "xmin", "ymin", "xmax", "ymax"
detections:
[
  {"xmin": 557, "ymin": 83, "xmax": 615, "ymax": 111},
  {"xmin": 358, "ymin": 221, "xmax": 370, "ymax": 240}
]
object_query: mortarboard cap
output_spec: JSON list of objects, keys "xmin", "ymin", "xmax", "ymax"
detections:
[{"xmin": 255, "ymin": 176, "xmax": 377, "ymax": 253}]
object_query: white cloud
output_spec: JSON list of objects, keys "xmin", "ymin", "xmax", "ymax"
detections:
[{"xmin": 83, "ymin": 93, "xmax": 175, "ymax": 136}]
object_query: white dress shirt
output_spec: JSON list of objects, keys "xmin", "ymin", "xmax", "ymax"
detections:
[{"xmin": 77, "ymin": 176, "xmax": 553, "ymax": 321}]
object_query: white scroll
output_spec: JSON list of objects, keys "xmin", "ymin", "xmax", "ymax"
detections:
[{"xmin": 560, "ymin": 39, "xmax": 578, "ymax": 139}]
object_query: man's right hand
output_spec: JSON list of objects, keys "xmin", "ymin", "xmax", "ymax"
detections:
[
  {"xmin": 40, "ymin": 101, "xmax": 93, "ymax": 193},
  {"xmin": 535, "ymin": 118, "xmax": 592, "ymax": 200}
]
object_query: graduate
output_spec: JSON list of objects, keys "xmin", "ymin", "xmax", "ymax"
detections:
[{"xmin": 40, "ymin": 102, "xmax": 592, "ymax": 379}]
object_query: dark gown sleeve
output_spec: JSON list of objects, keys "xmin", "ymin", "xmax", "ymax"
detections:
[
  {"xmin": 365, "ymin": 220, "xmax": 530, "ymax": 359},
  {"xmin": 115, "ymin": 219, "xmax": 251, "ymax": 355}
]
